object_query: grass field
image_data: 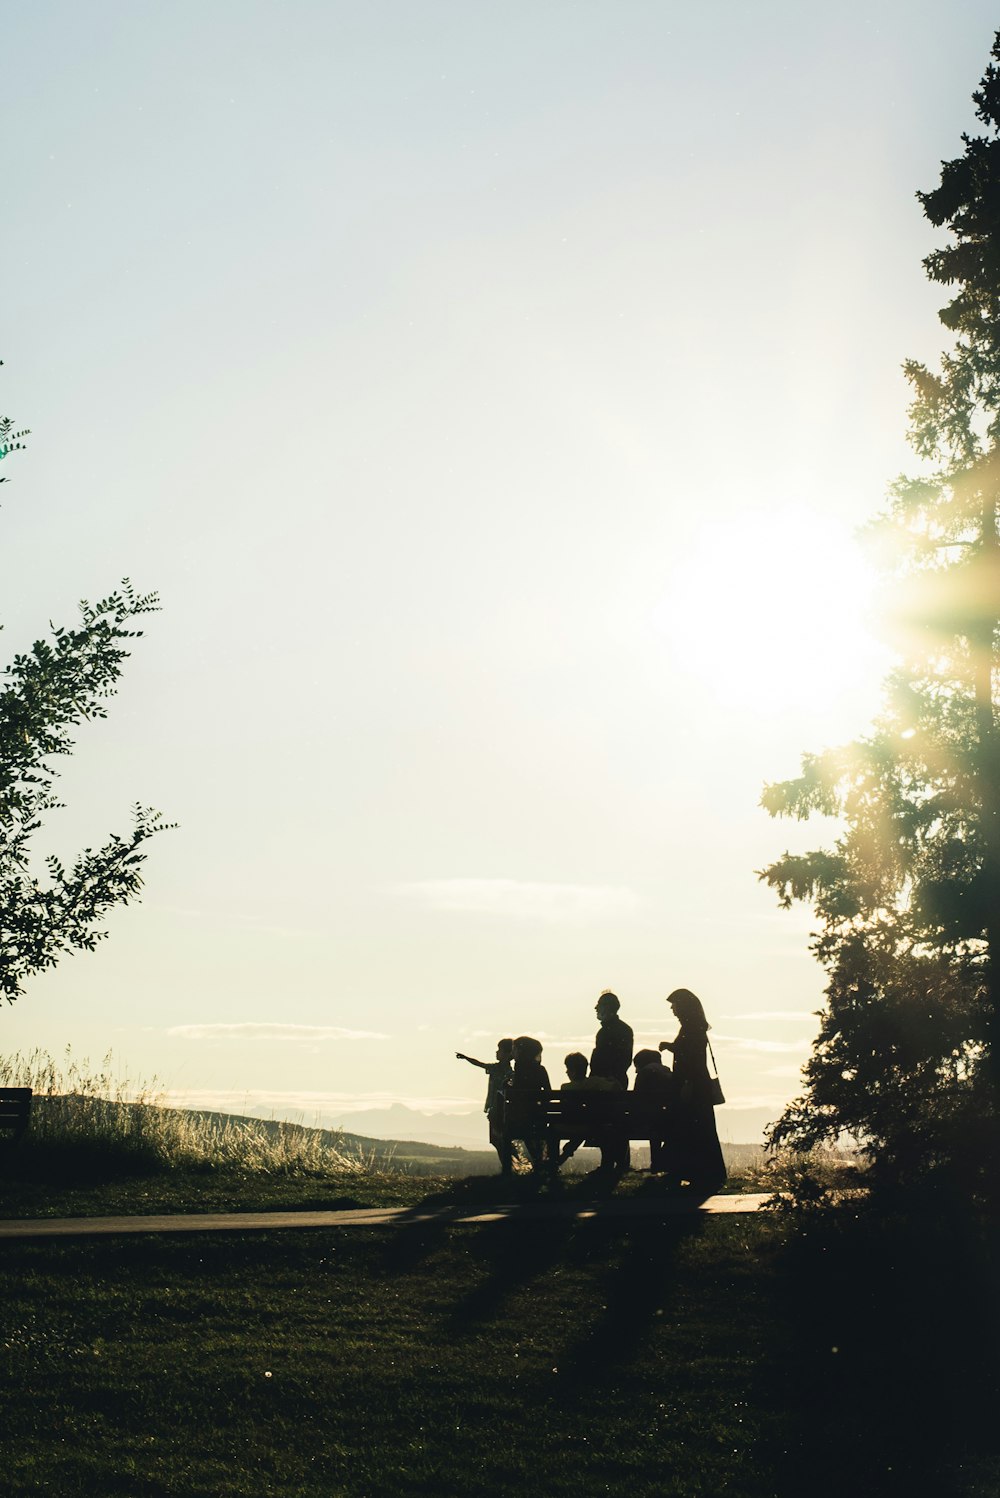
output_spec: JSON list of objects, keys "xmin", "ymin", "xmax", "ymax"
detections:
[
  {"xmin": 1, "ymin": 1202, "xmax": 998, "ymax": 1497},
  {"xmin": 3, "ymin": 1052, "xmax": 996, "ymax": 1496}
]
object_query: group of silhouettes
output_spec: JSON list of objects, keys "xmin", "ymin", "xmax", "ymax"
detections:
[{"xmin": 456, "ymin": 987, "xmax": 726, "ymax": 1191}]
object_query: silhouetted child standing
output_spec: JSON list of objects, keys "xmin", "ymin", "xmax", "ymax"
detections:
[
  {"xmin": 510, "ymin": 1035, "xmax": 550, "ymax": 1169},
  {"xmin": 456, "ymin": 1039, "xmax": 514, "ymax": 1167}
]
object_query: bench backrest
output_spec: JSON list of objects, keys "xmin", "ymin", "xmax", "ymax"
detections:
[
  {"xmin": 0, "ymin": 1087, "xmax": 33, "ymax": 1140},
  {"xmin": 502, "ymin": 1088, "xmax": 671, "ymax": 1140}
]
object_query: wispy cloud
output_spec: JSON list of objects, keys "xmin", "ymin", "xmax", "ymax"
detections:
[
  {"xmin": 166, "ymin": 1023, "xmax": 388, "ymax": 1043},
  {"xmin": 718, "ymin": 1095, "xmax": 790, "ymax": 1113},
  {"xmin": 713, "ymin": 1034, "xmax": 812, "ymax": 1055},
  {"xmin": 459, "ymin": 1030, "xmax": 608, "ymax": 1053},
  {"xmin": 394, "ymin": 879, "xmax": 640, "ymax": 923},
  {"xmin": 719, "ymin": 1010, "xmax": 818, "ymax": 1023}
]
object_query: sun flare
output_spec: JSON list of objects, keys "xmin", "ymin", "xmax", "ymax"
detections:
[{"xmin": 653, "ymin": 508, "xmax": 888, "ymax": 727}]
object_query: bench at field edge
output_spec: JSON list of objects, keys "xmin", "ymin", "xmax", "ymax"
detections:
[{"xmin": 0, "ymin": 1087, "xmax": 32, "ymax": 1144}]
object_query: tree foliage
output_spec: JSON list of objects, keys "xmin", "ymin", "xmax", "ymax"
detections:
[
  {"xmin": 760, "ymin": 37, "xmax": 1000, "ymax": 1188},
  {"xmin": 0, "ymin": 367, "xmax": 168, "ymax": 1005}
]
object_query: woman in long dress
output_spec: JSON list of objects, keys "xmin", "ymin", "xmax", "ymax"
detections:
[{"xmin": 659, "ymin": 987, "xmax": 726, "ymax": 1191}]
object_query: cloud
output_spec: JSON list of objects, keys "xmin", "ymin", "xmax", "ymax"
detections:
[
  {"xmin": 507, "ymin": 1030, "xmax": 594, "ymax": 1048},
  {"xmin": 166, "ymin": 1023, "xmax": 388, "ymax": 1043},
  {"xmin": 160, "ymin": 1089, "xmax": 479, "ymax": 1116},
  {"xmin": 458, "ymin": 1030, "xmax": 603, "ymax": 1054},
  {"xmin": 394, "ymin": 879, "xmax": 640, "ymax": 923},
  {"xmin": 718, "ymin": 1095, "xmax": 791, "ymax": 1113},
  {"xmin": 713, "ymin": 1034, "xmax": 812, "ymax": 1054},
  {"xmin": 719, "ymin": 1010, "xmax": 818, "ymax": 1023}
]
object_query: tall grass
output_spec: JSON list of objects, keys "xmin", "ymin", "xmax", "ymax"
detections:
[
  {"xmin": 735, "ymin": 1138, "xmax": 863, "ymax": 1205},
  {"xmin": 0, "ymin": 1049, "xmax": 391, "ymax": 1179}
]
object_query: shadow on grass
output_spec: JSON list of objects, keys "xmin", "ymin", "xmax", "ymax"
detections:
[
  {"xmin": 378, "ymin": 1168, "xmax": 720, "ymax": 1276},
  {"xmin": 555, "ymin": 1215, "xmax": 706, "ymax": 1388},
  {"xmin": 440, "ymin": 1209, "xmax": 706, "ymax": 1383},
  {"xmin": 405, "ymin": 1165, "xmax": 721, "ymax": 1211},
  {"xmin": 379, "ymin": 1168, "xmax": 648, "ymax": 1277},
  {"xmin": 442, "ymin": 1215, "xmax": 580, "ymax": 1332}
]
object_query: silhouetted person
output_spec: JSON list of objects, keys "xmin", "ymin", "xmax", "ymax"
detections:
[
  {"xmin": 510, "ymin": 1035, "xmax": 551, "ymax": 1170},
  {"xmin": 632, "ymin": 1047, "xmax": 675, "ymax": 1173},
  {"xmin": 590, "ymin": 990, "xmax": 634, "ymax": 1088},
  {"xmin": 557, "ymin": 1050, "xmax": 616, "ymax": 1168},
  {"xmin": 659, "ymin": 987, "xmax": 726, "ymax": 1192},
  {"xmin": 455, "ymin": 1038, "xmax": 514, "ymax": 1169},
  {"xmin": 560, "ymin": 1050, "xmax": 591, "ymax": 1090},
  {"xmin": 590, "ymin": 991, "xmax": 633, "ymax": 1172}
]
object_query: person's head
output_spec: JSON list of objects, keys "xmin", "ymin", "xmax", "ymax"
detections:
[
  {"xmin": 512, "ymin": 1035, "xmax": 543, "ymax": 1062},
  {"xmin": 666, "ymin": 988, "xmax": 709, "ymax": 1030},
  {"xmin": 595, "ymin": 990, "xmax": 620, "ymax": 1022},
  {"xmin": 496, "ymin": 1038, "xmax": 514, "ymax": 1062},
  {"xmin": 564, "ymin": 1051, "xmax": 588, "ymax": 1082},
  {"xmin": 633, "ymin": 1048, "xmax": 662, "ymax": 1071}
]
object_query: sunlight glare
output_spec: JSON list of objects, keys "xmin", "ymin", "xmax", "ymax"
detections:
[{"xmin": 651, "ymin": 507, "xmax": 889, "ymax": 731}]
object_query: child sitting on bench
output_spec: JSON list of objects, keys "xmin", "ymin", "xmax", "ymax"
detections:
[{"xmin": 557, "ymin": 1051, "xmax": 616, "ymax": 1169}]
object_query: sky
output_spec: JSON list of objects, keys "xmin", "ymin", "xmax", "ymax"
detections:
[{"xmin": 1, "ymin": 1, "xmax": 996, "ymax": 1146}]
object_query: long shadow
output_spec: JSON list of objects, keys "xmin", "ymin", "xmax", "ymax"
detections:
[
  {"xmin": 379, "ymin": 1169, "xmax": 719, "ymax": 1280},
  {"xmin": 552, "ymin": 1214, "xmax": 707, "ymax": 1391},
  {"xmin": 377, "ymin": 1170, "xmax": 551, "ymax": 1275},
  {"xmin": 442, "ymin": 1215, "xmax": 579, "ymax": 1334},
  {"xmin": 377, "ymin": 1173, "xmax": 563, "ymax": 1277},
  {"xmin": 438, "ymin": 1183, "xmax": 707, "ymax": 1373}
]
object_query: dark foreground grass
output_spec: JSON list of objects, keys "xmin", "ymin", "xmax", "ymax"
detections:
[
  {"xmin": 1, "ymin": 1202, "xmax": 998, "ymax": 1498},
  {"xmin": 0, "ymin": 1163, "xmax": 436, "ymax": 1219}
]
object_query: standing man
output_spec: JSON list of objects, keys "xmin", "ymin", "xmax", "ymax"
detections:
[
  {"xmin": 590, "ymin": 990, "xmax": 634, "ymax": 1172},
  {"xmin": 591, "ymin": 991, "xmax": 633, "ymax": 1088}
]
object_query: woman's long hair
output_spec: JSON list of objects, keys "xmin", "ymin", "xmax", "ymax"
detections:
[{"xmin": 667, "ymin": 988, "xmax": 709, "ymax": 1031}]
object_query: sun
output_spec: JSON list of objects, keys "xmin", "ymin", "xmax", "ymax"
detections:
[{"xmin": 651, "ymin": 506, "xmax": 889, "ymax": 728}]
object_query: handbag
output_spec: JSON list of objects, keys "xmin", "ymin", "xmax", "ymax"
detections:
[{"xmin": 707, "ymin": 1037, "xmax": 725, "ymax": 1107}]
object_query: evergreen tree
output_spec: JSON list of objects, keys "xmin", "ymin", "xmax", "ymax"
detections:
[
  {"xmin": 0, "ymin": 367, "xmax": 168, "ymax": 1005},
  {"xmin": 760, "ymin": 37, "xmax": 1000, "ymax": 1187}
]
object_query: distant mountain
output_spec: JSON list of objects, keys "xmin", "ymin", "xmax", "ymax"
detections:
[
  {"xmin": 219, "ymin": 1098, "xmax": 777, "ymax": 1150},
  {"xmin": 332, "ymin": 1104, "xmax": 489, "ymax": 1153},
  {"xmin": 214, "ymin": 1098, "xmax": 488, "ymax": 1152},
  {"xmin": 334, "ymin": 1103, "xmax": 779, "ymax": 1150}
]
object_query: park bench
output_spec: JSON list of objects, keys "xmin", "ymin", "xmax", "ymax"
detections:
[
  {"xmin": 500, "ymin": 1088, "xmax": 670, "ymax": 1167},
  {"xmin": 0, "ymin": 1087, "xmax": 32, "ymax": 1144}
]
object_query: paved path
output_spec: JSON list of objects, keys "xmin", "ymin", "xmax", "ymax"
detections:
[{"xmin": 0, "ymin": 1193, "xmax": 769, "ymax": 1239}]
